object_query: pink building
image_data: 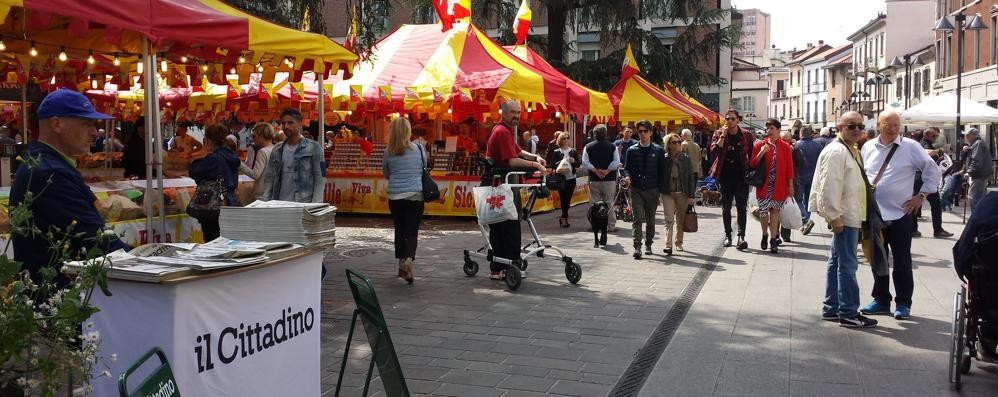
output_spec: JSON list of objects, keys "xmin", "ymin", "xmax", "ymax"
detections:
[{"xmin": 734, "ymin": 9, "xmax": 771, "ymax": 58}]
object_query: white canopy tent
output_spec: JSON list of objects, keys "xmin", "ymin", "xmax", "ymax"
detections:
[{"xmin": 900, "ymin": 93, "xmax": 998, "ymax": 125}]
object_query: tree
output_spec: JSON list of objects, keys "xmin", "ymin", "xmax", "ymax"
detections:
[{"xmin": 227, "ymin": 0, "xmax": 327, "ymax": 34}]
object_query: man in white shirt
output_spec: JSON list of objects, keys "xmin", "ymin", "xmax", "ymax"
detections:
[{"xmin": 859, "ymin": 110, "xmax": 941, "ymax": 320}]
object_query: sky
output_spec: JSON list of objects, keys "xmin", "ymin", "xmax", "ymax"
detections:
[{"xmin": 731, "ymin": 0, "xmax": 888, "ymax": 51}]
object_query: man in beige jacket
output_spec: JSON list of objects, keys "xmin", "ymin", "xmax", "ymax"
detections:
[
  {"xmin": 680, "ymin": 129, "xmax": 702, "ymax": 181},
  {"xmin": 808, "ymin": 111, "xmax": 878, "ymax": 329}
]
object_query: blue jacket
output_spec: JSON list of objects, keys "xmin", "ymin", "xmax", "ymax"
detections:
[
  {"xmin": 10, "ymin": 142, "xmax": 131, "ymax": 285},
  {"xmin": 623, "ymin": 143, "xmax": 666, "ymax": 190},
  {"xmin": 261, "ymin": 138, "xmax": 325, "ymax": 203},
  {"xmin": 797, "ymin": 137, "xmax": 823, "ymax": 185},
  {"xmin": 189, "ymin": 147, "xmax": 240, "ymax": 207},
  {"xmin": 382, "ymin": 143, "xmax": 425, "ymax": 196}
]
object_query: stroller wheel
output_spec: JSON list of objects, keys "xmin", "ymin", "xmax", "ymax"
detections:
[
  {"xmin": 505, "ymin": 266, "xmax": 522, "ymax": 291},
  {"xmin": 463, "ymin": 259, "xmax": 479, "ymax": 276},
  {"xmin": 565, "ymin": 259, "xmax": 582, "ymax": 284}
]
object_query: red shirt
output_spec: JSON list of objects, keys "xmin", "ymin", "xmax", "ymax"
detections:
[{"xmin": 486, "ymin": 122, "xmax": 521, "ymax": 167}]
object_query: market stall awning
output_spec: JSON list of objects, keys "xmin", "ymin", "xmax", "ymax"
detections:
[
  {"xmin": 0, "ymin": 0, "xmax": 357, "ymax": 77},
  {"xmin": 900, "ymin": 92, "xmax": 998, "ymax": 125},
  {"xmin": 504, "ymin": 45, "xmax": 613, "ymax": 118},
  {"xmin": 608, "ymin": 74, "xmax": 699, "ymax": 124},
  {"xmin": 328, "ymin": 23, "xmax": 567, "ymax": 109},
  {"xmin": 663, "ymin": 83, "xmax": 721, "ymax": 124}
]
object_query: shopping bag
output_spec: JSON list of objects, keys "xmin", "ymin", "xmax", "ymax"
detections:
[
  {"xmin": 473, "ymin": 185, "xmax": 519, "ymax": 226},
  {"xmin": 682, "ymin": 206, "xmax": 698, "ymax": 233},
  {"xmin": 556, "ymin": 156, "xmax": 572, "ymax": 174},
  {"xmin": 780, "ymin": 197, "xmax": 803, "ymax": 229}
]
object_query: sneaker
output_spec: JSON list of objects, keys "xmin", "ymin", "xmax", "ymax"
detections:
[
  {"xmin": 644, "ymin": 246, "xmax": 653, "ymax": 255},
  {"xmin": 839, "ymin": 314, "xmax": 878, "ymax": 328},
  {"xmin": 736, "ymin": 237, "xmax": 748, "ymax": 250},
  {"xmin": 859, "ymin": 300, "xmax": 892, "ymax": 315},
  {"xmin": 633, "ymin": 249, "xmax": 642, "ymax": 259},
  {"xmin": 489, "ymin": 271, "xmax": 504, "ymax": 280},
  {"xmin": 894, "ymin": 305, "xmax": 911, "ymax": 320},
  {"xmin": 934, "ymin": 230, "xmax": 954, "ymax": 238},
  {"xmin": 822, "ymin": 312, "xmax": 839, "ymax": 321},
  {"xmin": 801, "ymin": 219, "xmax": 815, "ymax": 235}
]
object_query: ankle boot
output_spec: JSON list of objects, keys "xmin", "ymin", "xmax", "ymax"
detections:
[
  {"xmin": 761, "ymin": 235, "xmax": 769, "ymax": 250},
  {"xmin": 769, "ymin": 238, "xmax": 779, "ymax": 254},
  {"xmin": 723, "ymin": 234, "xmax": 732, "ymax": 247},
  {"xmin": 736, "ymin": 236, "xmax": 748, "ymax": 250},
  {"xmin": 402, "ymin": 258, "xmax": 414, "ymax": 284},
  {"xmin": 397, "ymin": 258, "xmax": 406, "ymax": 278}
]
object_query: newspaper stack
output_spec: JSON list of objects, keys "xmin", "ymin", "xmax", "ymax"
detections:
[
  {"xmin": 219, "ymin": 200, "xmax": 336, "ymax": 246},
  {"xmin": 63, "ymin": 243, "xmax": 198, "ymax": 283}
]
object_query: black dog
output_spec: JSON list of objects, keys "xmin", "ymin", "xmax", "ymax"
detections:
[{"xmin": 588, "ymin": 201, "xmax": 610, "ymax": 247}]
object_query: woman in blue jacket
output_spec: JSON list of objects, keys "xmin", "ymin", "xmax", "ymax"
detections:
[
  {"xmin": 189, "ymin": 123, "xmax": 240, "ymax": 241},
  {"xmin": 382, "ymin": 117, "xmax": 425, "ymax": 284}
]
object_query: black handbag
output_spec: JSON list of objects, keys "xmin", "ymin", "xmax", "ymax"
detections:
[
  {"xmin": 186, "ymin": 154, "xmax": 229, "ymax": 219},
  {"xmin": 186, "ymin": 179, "xmax": 226, "ymax": 219},
  {"xmin": 744, "ymin": 165, "xmax": 765, "ymax": 187},
  {"xmin": 417, "ymin": 145, "xmax": 440, "ymax": 202}
]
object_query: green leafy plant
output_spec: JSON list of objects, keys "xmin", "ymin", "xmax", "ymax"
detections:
[{"xmin": 0, "ymin": 155, "xmax": 116, "ymax": 396}]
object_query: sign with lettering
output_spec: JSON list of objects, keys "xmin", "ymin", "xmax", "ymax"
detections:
[{"xmin": 88, "ymin": 252, "xmax": 323, "ymax": 396}]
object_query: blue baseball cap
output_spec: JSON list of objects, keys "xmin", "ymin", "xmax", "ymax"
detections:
[{"xmin": 37, "ymin": 89, "xmax": 113, "ymax": 120}]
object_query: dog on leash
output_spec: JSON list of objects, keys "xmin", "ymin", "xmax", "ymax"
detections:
[
  {"xmin": 588, "ymin": 201, "xmax": 610, "ymax": 247},
  {"xmin": 699, "ymin": 187, "xmax": 721, "ymax": 207}
]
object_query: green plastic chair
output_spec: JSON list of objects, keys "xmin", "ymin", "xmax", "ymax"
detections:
[{"xmin": 118, "ymin": 347, "xmax": 181, "ymax": 397}]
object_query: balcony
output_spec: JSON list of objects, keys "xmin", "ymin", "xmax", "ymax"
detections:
[{"xmin": 771, "ymin": 90, "xmax": 786, "ymax": 99}]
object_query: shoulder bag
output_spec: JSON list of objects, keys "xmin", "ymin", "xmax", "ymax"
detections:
[
  {"xmin": 417, "ymin": 144, "xmax": 441, "ymax": 202},
  {"xmin": 186, "ymin": 154, "xmax": 227, "ymax": 219},
  {"xmin": 744, "ymin": 140, "xmax": 766, "ymax": 187}
]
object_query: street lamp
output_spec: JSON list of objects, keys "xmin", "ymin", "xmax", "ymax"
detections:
[
  {"xmin": 890, "ymin": 54, "xmax": 925, "ymax": 109},
  {"xmin": 934, "ymin": 5, "xmax": 988, "ymax": 142},
  {"xmin": 864, "ymin": 73, "xmax": 892, "ymax": 115}
]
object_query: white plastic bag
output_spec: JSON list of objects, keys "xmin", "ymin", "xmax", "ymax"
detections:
[
  {"xmin": 473, "ymin": 185, "xmax": 519, "ymax": 226},
  {"xmin": 781, "ymin": 196, "xmax": 803, "ymax": 229},
  {"xmin": 556, "ymin": 156, "xmax": 572, "ymax": 175}
]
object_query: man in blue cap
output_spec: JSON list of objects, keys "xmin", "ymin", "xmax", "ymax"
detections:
[{"xmin": 10, "ymin": 89, "xmax": 131, "ymax": 286}]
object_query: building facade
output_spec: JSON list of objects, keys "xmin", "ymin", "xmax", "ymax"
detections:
[
  {"xmin": 730, "ymin": 57, "xmax": 769, "ymax": 130},
  {"xmin": 734, "ymin": 9, "xmax": 771, "ymax": 58},
  {"xmin": 785, "ymin": 43, "xmax": 832, "ymax": 129},
  {"xmin": 824, "ymin": 50, "xmax": 854, "ymax": 124}
]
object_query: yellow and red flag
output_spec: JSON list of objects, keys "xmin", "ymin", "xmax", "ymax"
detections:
[
  {"xmin": 458, "ymin": 87, "xmax": 472, "ymax": 102},
  {"xmin": 434, "ymin": 0, "xmax": 472, "ymax": 32},
  {"xmin": 513, "ymin": 0, "xmax": 532, "ymax": 46},
  {"xmin": 622, "ymin": 44, "xmax": 640, "ymax": 79},
  {"xmin": 350, "ymin": 85, "xmax": 363, "ymax": 101},
  {"xmin": 378, "ymin": 85, "xmax": 392, "ymax": 102}
]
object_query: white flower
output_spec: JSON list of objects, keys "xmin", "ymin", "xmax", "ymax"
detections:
[
  {"xmin": 87, "ymin": 330, "xmax": 100, "ymax": 342},
  {"xmin": 16, "ymin": 377, "xmax": 27, "ymax": 387},
  {"xmin": 29, "ymin": 357, "xmax": 37, "ymax": 365},
  {"xmin": 101, "ymin": 370, "xmax": 112, "ymax": 378}
]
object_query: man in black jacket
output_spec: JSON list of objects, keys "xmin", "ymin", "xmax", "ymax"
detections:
[
  {"xmin": 622, "ymin": 120, "xmax": 666, "ymax": 259},
  {"xmin": 583, "ymin": 124, "xmax": 621, "ymax": 231}
]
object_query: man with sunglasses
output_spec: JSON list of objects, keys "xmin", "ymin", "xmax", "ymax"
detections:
[
  {"xmin": 809, "ymin": 111, "xmax": 878, "ymax": 328},
  {"xmin": 622, "ymin": 120, "xmax": 666, "ymax": 259},
  {"xmin": 709, "ymin": 109, "xmax": 755, "ymax": 249},
  {"xmin": 859, "ymin": 110, "xmax": 941, "ymax": 320}
]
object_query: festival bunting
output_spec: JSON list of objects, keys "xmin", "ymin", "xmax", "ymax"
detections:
[
  {"xmin": 350, "ymin": 85, "xmax": 363, "ymax": 102},
  {"xmin": 378, "ymin": 85, "xmax": 392, "ymax": 102}
]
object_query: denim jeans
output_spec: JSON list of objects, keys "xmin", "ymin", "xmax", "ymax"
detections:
[
  {"xmin": 824, "ymin": 226, "xmax": 861, "ymax": 318},
  {"xmin": 799, "ymin": 181, "xmax": 812, "ymax": 222},
  {"xmin": 873, "ymin": 214, "xmax": 915, "ymax": 307}
]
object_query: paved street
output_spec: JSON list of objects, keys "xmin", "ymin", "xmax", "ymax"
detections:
[{"xmin": 319, "ymin": 200, "xmax": 996, "ymax": 396}]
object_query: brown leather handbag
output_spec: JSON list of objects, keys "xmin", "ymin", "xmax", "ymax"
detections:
[{"xmin": 682, "ymin": 206, "xmax": 698, "ymax": 233}]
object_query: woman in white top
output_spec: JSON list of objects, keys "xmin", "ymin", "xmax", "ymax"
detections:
[
  {"xmin": 240, "ymin": 123, "xmax": 276, "ymax": 201},
  {"xmin": 547, "ymin": 131, "xmax": 580, "ymax": 228}
]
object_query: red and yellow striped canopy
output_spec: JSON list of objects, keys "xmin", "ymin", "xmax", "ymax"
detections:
[
  {"xmin": 608, "ymin": 73, "xmax": 717, "ymax": 124},
  {"xmin": 505, "ymin": 45, "xmax": 613, "ymax": 118},
  {"xmin": 0, "ymin": 0, "xmax": 357, "ymax": 76},
  {"xmin": 329, "ymin": 23, "xmax": 567, "ymax": 109}
]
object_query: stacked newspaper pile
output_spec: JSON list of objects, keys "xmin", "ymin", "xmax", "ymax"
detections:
[
  {"xmin": 63, "ymin": 243, "xmax": 197, "ymax": 283},
  {"xmin": 220, "ymin": 200, "xmax": 336, "ymax": 246}
]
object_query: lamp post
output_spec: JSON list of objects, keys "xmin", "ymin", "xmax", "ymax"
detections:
[
  {"xmin": 889, "ymin": 54, "xmax": 924, "ymax": 110},
  {"xmin": 864, "ymin": 73, "xmax": 892, "ymax": 116},
  {"xmin": 934, "ymin": 3, "xmax": 987, "ymax": 145}
]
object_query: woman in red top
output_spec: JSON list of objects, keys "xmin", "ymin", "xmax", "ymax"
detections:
[{"xmin": 750, "ymin": 118, "xmax": 795, "ymax": 254}]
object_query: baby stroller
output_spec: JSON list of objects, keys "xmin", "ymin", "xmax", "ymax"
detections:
[
  {"xmin": 613, "ymin": 177, "xmax": 634, "ymax": 223},
  {"xmin": 949, "ymin": 195, "xmax": 998, "ymax": 390},
  {"xmin": 463, "ymin": 169, "xmax": 583, "ymax": 291}
]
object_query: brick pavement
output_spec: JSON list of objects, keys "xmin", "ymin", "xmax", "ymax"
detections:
[
  {"xmin": 320, "ymin": 204, "xmax": 728, "ymax": 396},
  {"xmin": 638, "ymin": 204, "xmax": 998, "ymax": 396}
]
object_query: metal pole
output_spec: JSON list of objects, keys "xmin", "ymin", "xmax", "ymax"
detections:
[
  {"xmin": 957, "ymin": 15, "xmax": 964, "ymax": 145},
  {"xmin": 20, "ymin": 83, "xmax": 27, "ymax": 139},
  {"xmin": 317, "ymin": 72, "xmax": 325, "ymax": 148},
  {"xmin": 143, "ymin": 38, "xmax": 154, "ymax": 239}
]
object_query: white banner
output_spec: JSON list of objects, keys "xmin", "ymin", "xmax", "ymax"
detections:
[{"xmin": 88, "ymin": 252, "xmax": 323, "ymax": 397}]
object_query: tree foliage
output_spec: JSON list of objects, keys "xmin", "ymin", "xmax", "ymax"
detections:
[{"xmin": 227, "ymin": 0, "xmax": 327, "ymax": 34}]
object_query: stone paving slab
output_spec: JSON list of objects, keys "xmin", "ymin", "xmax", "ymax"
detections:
[
  {"xmin": 320, "ymin": 205, "xmax": 727, "ymax": 396},
  {"xmin": 638, "ymin": 206, "xmax": 998, "ymax": 397}
]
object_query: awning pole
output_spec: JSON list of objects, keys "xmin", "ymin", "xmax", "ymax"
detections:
[{"xmin": 143, "ymin": 37, "xmax": 154, "ymax": 239}]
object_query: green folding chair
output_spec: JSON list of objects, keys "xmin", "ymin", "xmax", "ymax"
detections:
[
  {"xmin": 335, "ymin": 268, "xmax": 409, "ymax": 397},
  {"xmin": 118, "ymin": 347, "xmax": 180, "ymax": 397}
]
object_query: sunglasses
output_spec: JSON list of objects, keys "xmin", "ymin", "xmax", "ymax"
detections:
[
  {"xmin": 841, "ymin": 123, "xmax": 864, "ymax": 131},
  {"xmin": 668, "ymin": 140, "xmax": 681, "ymax": 144},
  {"xmin": 725, "ymin": 117, "xmax": 738, "ymax": 121}
]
